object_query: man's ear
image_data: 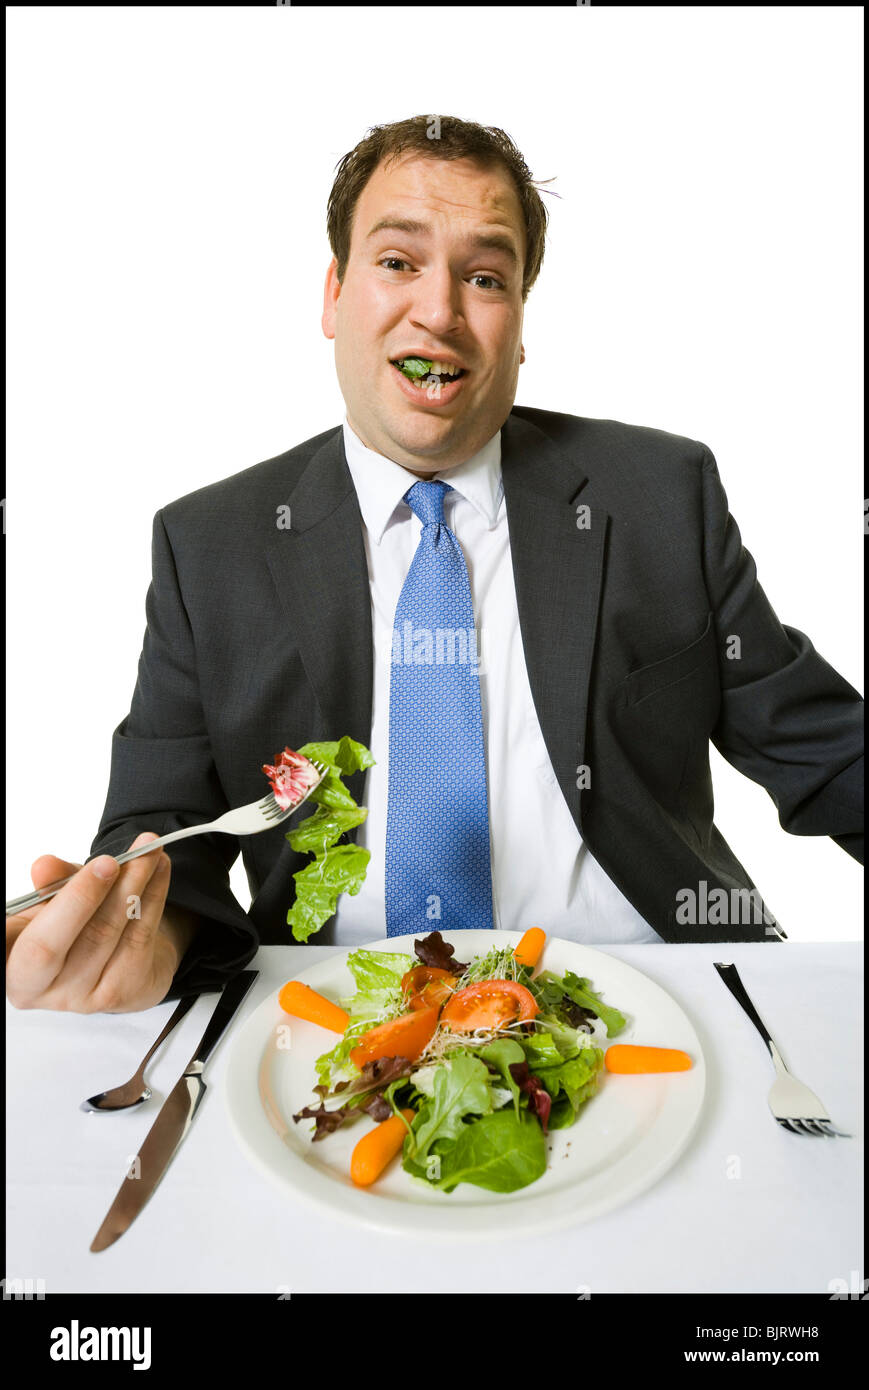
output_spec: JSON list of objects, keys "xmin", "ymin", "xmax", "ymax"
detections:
[
  {"xmin": 520, "ymin": 344, "xmax": 526, "ymax": 365},
  {"xmin": 322, "ymin": 258, "xmax": 340, "ymax": 340}
]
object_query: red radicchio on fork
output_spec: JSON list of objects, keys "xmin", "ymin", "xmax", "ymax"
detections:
[{"xmin": 262, "ymin": 747, "xmax": 321, "ymax": 810}]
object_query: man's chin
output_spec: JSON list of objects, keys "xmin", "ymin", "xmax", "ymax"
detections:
[{"xmin": 365, "ymin": 407, "xmax": 467, "ymax": 463}]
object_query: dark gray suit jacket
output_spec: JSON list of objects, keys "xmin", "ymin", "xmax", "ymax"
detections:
[{"xmin": 90, "ymin": 406, "xmax": 864, "ymax": 995}]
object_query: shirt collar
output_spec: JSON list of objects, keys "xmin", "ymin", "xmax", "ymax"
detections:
[{"xmin": 342, "ymin": 415, "xmax": 503, "ymax": 545}]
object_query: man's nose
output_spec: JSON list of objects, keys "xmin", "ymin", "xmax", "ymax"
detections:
[{"xmin": 408, "ymin": 263, "xmax": 464, "ymax": 333}]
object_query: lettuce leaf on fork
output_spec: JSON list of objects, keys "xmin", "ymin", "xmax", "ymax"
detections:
[{"xmin": 279, "ymin": 737, "xmax": 375, "ymax": 943}]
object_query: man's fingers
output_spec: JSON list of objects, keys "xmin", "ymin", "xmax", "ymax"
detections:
[
  {"xmin": 6, "ymin": 831, "xmax": 176, "ymax": 1012},
  {"xmin": 7, "ymin": 854, "xmax": 122, "ymax": 1003},
  {"xmin": 6, "ymin": 853, "xmax": 100, "ymax": 971},
  {"xmin": 6, "ymin": 910, "xmax": 33, "ymax": 964},
  {"xmin": 56, "ymin": 834, "xmax": 166, "ymax": 991},
  {"xmin": 93, "ymin": 853, "xmax": 174, "ymax": 1008},
  {"xmin": 30, "ymin": 854, "xmax": 83, "ymax": 889}
]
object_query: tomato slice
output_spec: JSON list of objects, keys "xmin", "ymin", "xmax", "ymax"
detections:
[
  {"xmin": 348, "ymin": 1005, "xmax": 439, "ymax": 1068},
  {"xmin": 401, "ymin": 966, "xmax": 457, "ymax": 1012},
  {"xmin": 440, "ymin": 980, "xmax": 539, "ymax": 1032}
]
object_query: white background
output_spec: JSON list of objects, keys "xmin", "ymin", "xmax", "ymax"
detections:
[{"xmin": 6, "ymin": 6, "xmax": 863, "ymax": 940}]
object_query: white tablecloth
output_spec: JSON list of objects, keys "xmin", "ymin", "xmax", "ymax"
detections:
[{"xmin": 6, "ymin": 943, "xmax": 862, "ymax": 1293}]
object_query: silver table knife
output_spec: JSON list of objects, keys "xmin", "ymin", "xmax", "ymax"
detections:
[{"xmin": 90, "ymin": 970, "xmax": 258, "ymax": 1252}]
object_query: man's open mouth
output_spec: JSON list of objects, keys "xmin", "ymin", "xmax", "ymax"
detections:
[{"xmin": 390, "ymin": 358, "xmax": 468, "ymax": 386}]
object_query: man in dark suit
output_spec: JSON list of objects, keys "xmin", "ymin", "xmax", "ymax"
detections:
[{"xmin": 6, "ymin": 115, "xmax": 862, "ymax": 1013}]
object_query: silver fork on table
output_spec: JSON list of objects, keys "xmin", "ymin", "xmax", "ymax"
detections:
[
  {"xmin": 6, "ymin": 761, "xmax": 328, "ymax": 915},
  {"xmin": 714, "ymin": 961, "xmax": 851, "ymax": 1138}
]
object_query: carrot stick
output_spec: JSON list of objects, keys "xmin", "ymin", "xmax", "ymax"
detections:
[
  {"xmin": 605, "ymin": 1045, "xmax": 692, "ymax": 1073},
  {"xmin": 278, "ymin": 980, "xmax": 349, "ymax": 1033},
  {"xmin": 350, "ymin": 1109, "xmax": 416, "ymax": 1187},
  {"xmin": 514, "ymin": 927, "xmax": 546, "ymax": 970}
]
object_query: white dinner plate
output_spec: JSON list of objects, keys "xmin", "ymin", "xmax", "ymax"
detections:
[{"xmin": 223, "ymin": 931, "xmax": 705, "ymax": 1236}]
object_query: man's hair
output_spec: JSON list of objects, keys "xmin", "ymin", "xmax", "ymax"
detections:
[{"xmin": 326, "ymin": 114, "xmax": 556, "ymax": 303}]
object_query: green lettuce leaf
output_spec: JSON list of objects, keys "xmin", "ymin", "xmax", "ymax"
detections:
[
  {"xmin": 533, "ymin": 969, "xmax": 627, "ymax": 1038},
  {"xmin": 478, "ymin": 1038, "xmax": 526, "ymax": 1117},
  {"xmin": 286, "ymin": 844, "xmax": 370, "ymax": 943},
  {"xmin": 406, "ymin": 1054, "xmax": 494, "ymax": 1165},
  {"xmin": 287, "ymin": 804, "xmax": 367, "ymax": 855},
  {"xmin": 298, "ymin": 736, "xmax": 376, "ymax": 777},
  {"xmin": 532, "ymin": 1046, "xmax": 605, "ymax": 1129},
  {"xmin": 419, "ymin": 1109, "xmax": 547, "ymax": 1194},
  {"xmin": 341, "ymin": 948, "xmax": 414, "ymax": 1021},
  {"xmin": 283, "ymin": 737, "xmax": 374, "ymax": 942},
  {"xmin": 397, "ymin": 357, "xmax": 432, "ymax": 382},
  {"xmin": 314, "ymin": 1032, "xmax": 358, "ymax": 1090},
  {"xmin": 517, "ymin": 1029, "xmax": 567, "ymax": 1070},
  {"xmin": 562, "ymin": 971, "xmax": 626, "ymax": 1037}
]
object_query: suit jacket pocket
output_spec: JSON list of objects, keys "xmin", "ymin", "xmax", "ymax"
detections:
[
  {"xmin": 624, "ymin": 611, "xmax": 717, "ymax": 707},
  {"xmin": 615, "ymin": 612, "xmax": 720, "ymax": 816}
]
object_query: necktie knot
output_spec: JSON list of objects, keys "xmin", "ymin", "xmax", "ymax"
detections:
[{"xmin": 404, "ymin": 480, "xmax": 452, "ymax": 529}]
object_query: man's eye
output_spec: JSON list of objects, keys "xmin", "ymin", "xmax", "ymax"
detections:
[{"xmin": 377, "ymin": 258, "xmax": 504, "ymax": 290}]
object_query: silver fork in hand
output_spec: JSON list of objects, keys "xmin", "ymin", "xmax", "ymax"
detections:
[
  {"xmin": 6, "ymin": 761, "xmax": 328, "ymax": 915},
  {"xmin": 714, "ymin": 961, "xmax": 851, "ymax": 1137}
]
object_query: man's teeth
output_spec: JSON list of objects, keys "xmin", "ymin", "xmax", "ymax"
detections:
[{"xmin": 398, "ymin": 360, "xmax": 463, "ymax": 376}]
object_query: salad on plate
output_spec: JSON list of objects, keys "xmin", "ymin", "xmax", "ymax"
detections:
[{"xmin": 282, "ymin": 928, "xmax": 641, "ymax": 1195}]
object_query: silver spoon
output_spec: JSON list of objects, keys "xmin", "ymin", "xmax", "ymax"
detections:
[{"xmin": 80, "ymin": 994, "xmax": 199, "ymax": 1112}]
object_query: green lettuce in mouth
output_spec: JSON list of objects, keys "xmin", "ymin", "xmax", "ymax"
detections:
[{"xmin": 395, "ymin": 358, "xmax": 434, "ymax": 382}]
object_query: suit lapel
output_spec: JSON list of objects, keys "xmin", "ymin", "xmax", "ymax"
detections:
[
  {"xmin": 501, "ymin": 412, "xmax": 609, "ymax": 830},
  {"xmin": 264, "ymin": 428, "xmax": 374, "ymax": 756}
]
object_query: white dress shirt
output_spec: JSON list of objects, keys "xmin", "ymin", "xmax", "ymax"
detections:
[{"xmin": 332, "ymin": 414, "xmax": 662, "ymax": 946}]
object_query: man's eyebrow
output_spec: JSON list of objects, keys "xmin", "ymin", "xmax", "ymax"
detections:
[{"xmin": 365, "ymin": 216, "xmax": 519, "ymax": 266}]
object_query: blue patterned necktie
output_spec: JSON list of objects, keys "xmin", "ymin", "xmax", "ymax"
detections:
[{"xmin": 385, "ymin": 480, "xmax": 494, "ymax": 937}]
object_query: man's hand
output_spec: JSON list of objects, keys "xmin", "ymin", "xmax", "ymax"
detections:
[{"xmin": 6, "ymin": 832, "xmax": 199, "ymax": 1013}]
